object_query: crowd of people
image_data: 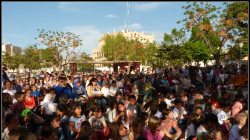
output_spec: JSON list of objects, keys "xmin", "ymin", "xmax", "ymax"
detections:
[{"xmin": 1, "ymin": 63, "xmax": 248, "ymax": 140}]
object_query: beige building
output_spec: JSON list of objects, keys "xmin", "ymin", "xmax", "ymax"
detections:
[
  {"xmin": 2, "ymin": 44, "xmax": 22, "ymax": 56},
  {"xmin": 92, "ymin": 30, "xmax": 154, "ymax": 67}
]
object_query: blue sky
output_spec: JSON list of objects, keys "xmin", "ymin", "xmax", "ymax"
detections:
[{"xmin": 2, "ymin": 2, "xmax": 227, "ymax": 56}]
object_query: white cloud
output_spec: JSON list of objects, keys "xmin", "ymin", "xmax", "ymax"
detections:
[
  {"xmin": 132, "ymin": 2, "xmax": 165, "ymax": 11},
  {"xmin": 105, "ymin": 14, "xmax": 118, "ymax": 18},
  {"xmin": 63, "ymin": 25, "xmax": 102, "ymax": 56}
]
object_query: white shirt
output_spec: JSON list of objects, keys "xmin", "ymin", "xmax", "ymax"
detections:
[
  {"xmin": 110, "ymin": 86, "xmax": 118, "ymax": 96},
  {"xmin": 173, "ymin": 107, "xmax": 187, "ymax": 120},
  {"xmin": 154, "ymin": 110, "xmax": 162, "ymax": 118},
  {"xmin": 196, "ymin": 125, "xmax": 208, "ymax": 136},
  {"xmin": 101, "ymin": 87, "xmax": 110, "ymax": 97},
  {"xmin": 165, "ymin": 98, "xmax": 175, "ymax": 107},
  {"xmin": 2, "ymin": 127, "xmax": 9, "ymax": 140},
  {"xmin": 217, "ymin": 110, "xmax": 230, "ymax": 125},
  {"xmin": 85, "ymin": 80, "xmax": 89, "ymax": 89},
  {"xmin": 107, "ymin": 108, "xmax": 116, "ymax": 123},
  {"xmin": 3, "ymin": 89, "xmax": 16, "ymax": 96},
  {"xmin": 229, "ymin": 124, "xmax": 241, "ymax": 140}
]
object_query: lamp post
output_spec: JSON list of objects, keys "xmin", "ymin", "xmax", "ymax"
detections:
[{"xmin": 239, "ymin": 42, "xmax": 243, "ymax": 67}]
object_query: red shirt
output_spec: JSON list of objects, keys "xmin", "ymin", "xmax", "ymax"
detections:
[
  {"xmin": 23, "ymin": 97, "xmax": 37, "ymax": 108},
  {"xmin": 167, "ymin": 77, "xmax": 173, "ymax": 87}
]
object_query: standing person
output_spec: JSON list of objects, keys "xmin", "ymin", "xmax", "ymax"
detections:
[
  {"xmin": 69, "ymin": 102, "xmax": 86, "ymax": 139},
  {"xmin": 55, "ymin": 77, "xmax": 73, "ymax": 103},
  {"xmin": 127, "ymin": 95, "xmax": 141, "ymax": 119},
  {"xmin": 229, "ymin": 113, "xmax": 247, "ymax": 140}
]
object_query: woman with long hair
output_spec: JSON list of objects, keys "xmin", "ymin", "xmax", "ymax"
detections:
[
  {"xmin": 108, "ymin": 122, "xmax": 127, "ymax": 140},
  {"xmin": 113, "ymin": 102, "xmax": 133, "ymax": 130}
]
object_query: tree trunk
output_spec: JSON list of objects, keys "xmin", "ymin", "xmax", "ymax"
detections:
[
  {"xmin": 214, "ymin": 54, "xmax": 221, "ymax": 67},
  {"xmin": 127, "ymin": 62, "xmax": 133, "ymax": 74},
  {"xmin": 58, "ymin": 61, "xmax": 62, "ymax": 76}
]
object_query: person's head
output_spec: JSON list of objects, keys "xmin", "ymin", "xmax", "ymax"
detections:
[
  {"xmin": 116, "ymin": 92, "xmax": 123, "ymax": 101},
  {"xmin": 109, "ymin": 122, "xmax": 127, "ymax": 140},
  {"xmin": 207, "ymin": 129, "xmax": 225, "ymax": 140},
  {"xmin": 161, "ymin": 108, "xmax": 174, "ymax": 120},
  {"xmin": 40, "ymin": 87, "xmax": 47, "ymax": 96},
  {"xmin": 78, "ymin": 125, "xmax": 94, "ymax": 139},
  {"xmin": 129, "ymin": 95, "xmax": 136, "ymax": 105},
  {"xmin": 193, "ymin": 106, "xmax": 203, "ymax": 117},
  {"xmin": 44, "ymin": 114, "xmax": 61, "ymax": 129},
  {"xmin": 166, "ymin": 92, "xmax": 175, "ymax": 100},
  {"xmin": 15, "ymin": 92, "xmax": 26, "ymax": 103},
  {"xmin": 70, "ymin": 102, "xmax": 83, "ymax": 118},
  {"xmin": 2, "ymin": 93, "xmax": 13, "ymax": 109},
  {"xmin": 235, "ymin": 94, "xmax": 244, "ymax": 103},
  {"xmin": 88, "ymin": 78, "xmax": 97, "ymax": 86},
  {"xmin": 203, "ymin": 113, "xmax": 218, "ymax": 130},
  {"xmin": 25, "ymin": 89, "xmax": 32, "ymax": 98},
  {"xmin": 220, "ymin": 103, "xmax": 231, "ymax": 113},
  {"xmin": 234, "ymin": 113, "xmax": 247, "ymax": 126},
  {"xmin": 39, "ymin": 77, "xmax": 44, "ymax": 84},
  {"xmin": 148, "ymin": 116, "xmax": 162, "ymax": 135},
  {"xmin": 109, "ymin": 99, "xmax": 117, "ymax": 110},
  {"xmin": 158, "ymin": 101, "xmax": 167, "ymax": 112},
  {"xmin": 49, "ymin": 88, "xmax": 56, "ymax": 97},
  {"xmin": 138, "ymin": 112, "xmax": 149, "ymax": 124},
  {"xmin": 111, "ymin": 80, "xmax": 116, "ymax": 87},
  {"xmin": 93, "ymin": 106, "xmax": 102, "ymax": 118},
  {"xmin": 56, "ymin": 104, "xmax": 69, "ymax": 118},
  {"xmin": 39, "ymin": 125, "xmax": 58, "ymax": 140},
  {"xmin": 4, "ymin": 80, "xmax": 12, "ymax": 90},
  {"xmin": 124, "ymin": 92, "xmax": 130, "ymax": 101},
  {"xmin": 132, "ymin": 117, "xmax": 144, "ymax": 135},
  {"xmin": 117, "ymin": 102, "xmax": 126, "ymax": 113},
  {"xmin": 194, "ymin": 99, "xmax": 202, "ymax": 107},
  {"xmin": 5, "ymin": 113, "xmax": 19, "ymax": 130},
  {"xmin": 30, "ymin": 84, "xmax": 37, "ymax": 92},
  {"xmin": 174, "ymin": 98, "xmax": 183, "ymax": 109},
  {"xmin": 9, "ymin": 127, "xmax": 29, "ymax": 140},
  {"xmin": 58, "ymin": 77, "xmax": 67, "ymax": 86},
  {"xmin": 18, "ymin": 132, "xmax": 38, "ymax": 140}
]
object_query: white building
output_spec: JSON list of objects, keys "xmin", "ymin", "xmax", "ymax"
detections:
[{"xmin": 2, "ymin": 44, "xmax": 22, "ymax": 56}]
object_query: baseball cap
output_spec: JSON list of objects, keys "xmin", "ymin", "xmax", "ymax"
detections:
[{"xmin": 21, "ymin": 109, "xmax": 33, "ymax": 116}]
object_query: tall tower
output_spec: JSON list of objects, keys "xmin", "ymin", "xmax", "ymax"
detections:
[{"xmin": 125, "ymin": 2, "xmax": 130, "ymax": 31}]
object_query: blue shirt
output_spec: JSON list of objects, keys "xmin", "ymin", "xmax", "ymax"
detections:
[
  {"xmin": 161, "ymin": 79, "xmax": 169, "ymax": 87},
  {"xmin": 31, "ymin": 90, "xmax": 41, "ymax": 97},
  {"xmin": 55, "ymin": 85, "xmax": 73, "ymax": 101},
  {"xmin": 69, "ymin": 115, "xmax": 86, "ymax": 134}
]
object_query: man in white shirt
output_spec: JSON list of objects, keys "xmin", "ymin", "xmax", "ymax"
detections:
[{"xmin": 3, "ymin": 80, "xmax": 17, "ymax": 103}]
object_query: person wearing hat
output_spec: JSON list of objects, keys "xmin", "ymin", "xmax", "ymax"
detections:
[
  {"xmin": 72, "ymin": 78, "xmax": 87, "ymax": 101},
  {"xmin": 19, "ymin": 109, "xmax": 44, "ymax": 134}
]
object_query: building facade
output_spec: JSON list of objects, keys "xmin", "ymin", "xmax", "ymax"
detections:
[
  {"xmin": 2, "ymin": 44, "xmax": 22, "ymax": 56},
  {"xmin": 92, "ymin": 30, "xmax": 154, "ymax": 67}
]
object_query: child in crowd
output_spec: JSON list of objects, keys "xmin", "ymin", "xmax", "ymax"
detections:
[
  {"xmin": 229, "ymin": 113, "xmax": 247, "ymax": 140},
  {"xmin": 231, "ymin": 94, "xmax": 244, "ymax": 117},
  {"xmin": 129, "ymin": 117, "xmax": 144, "ymax": 140},
  {"xmin": 108, "ymin": 122, "xmax": 127, "ymax": 140},
  {"xmin": 23, "ymin": 89, "xmax": 37, "ymax": 110},
  {"xmin": 31, "ymin": 84, "xmax": 41, "ymax": 105},
  {"xmin": 2, "ymin": 113, "xmax": 19, "ymax": 140},
  {"xmin": 69, "ymin": 102, "xmax": 86, "ymax": 139},
  {"xmin": 44, "ymin": 114, "xmax": 65, "ymax": 140}
]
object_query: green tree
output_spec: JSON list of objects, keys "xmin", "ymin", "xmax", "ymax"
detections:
[
  {"xmin": 160, "ymin": 28, "xmax": 187, "ymax": 67},
  {"xmin": 77, "ymin": 52, "xmax": 94, "ymax": 70},
  {"xmin": 178, "ymin": 2, "xmax": 248, "ymax": 66},
  {"xmin": 144, "ymin": 42, "xmax": 160, "ymax": 69},
  {"xmin": 35, "ymin": 29, "xmax": 83, "ymax": 75},
  {"xmin": 22, "ymin": 45, "xmax": 43, "ymax": 73}
]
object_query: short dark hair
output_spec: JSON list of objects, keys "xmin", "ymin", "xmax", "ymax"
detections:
[
  {"xmin": 115, "ymin": 92, "xmax": 122, "ymax": 96},
  {"xmin": 129, "ymin": 95, "xmax": 136, "ymax": 100},
  {"xmin": 5, "ymin": 113, "xmax": 17, "ymax": 123},
  {"xmin": 14, "ymin": 92, "xmax": 25, "ymax": 99},
  {"xmin": 174, "ymin": 98, "xmax": 183, "ymax": 105},
  {"xmin": 203, "ymin": 113, "xmax": 218, "ymax": 124},
  {"xmin": 39, "ymin": 125, "xmax": 56, "ymax": 138},
  {"xmin": 58, "ymin": 77, "xmax": 67, "ymax": 81}
]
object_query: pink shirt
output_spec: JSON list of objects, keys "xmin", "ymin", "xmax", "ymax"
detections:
[
  {"xmin": 231, "ymin": 101, "xmax": 243, "ymax": 117},
  {"xmin": 144, "ymin": 129, "xmax": 163, "ymax": 140}
]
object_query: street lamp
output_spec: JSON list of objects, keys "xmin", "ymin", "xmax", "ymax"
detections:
[{"xmin": 239, "ymin": 42, "xmax": 243, "ymax": 67}]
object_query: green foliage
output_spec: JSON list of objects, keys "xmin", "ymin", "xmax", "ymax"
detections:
[
  {"xmin": 102, "ymin": 33, "xmax": 145, "ymax": 62},
  {"xmin": 22, "ymin": 45, "xmax": 43, "ymax": 71},
  {"xmin": 77, "ymin": 52, "xmax": 93, "ymax": 70},
  {"xmin": 2, "ymin": 51, "xmax": 23, "ymax": 70}
]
